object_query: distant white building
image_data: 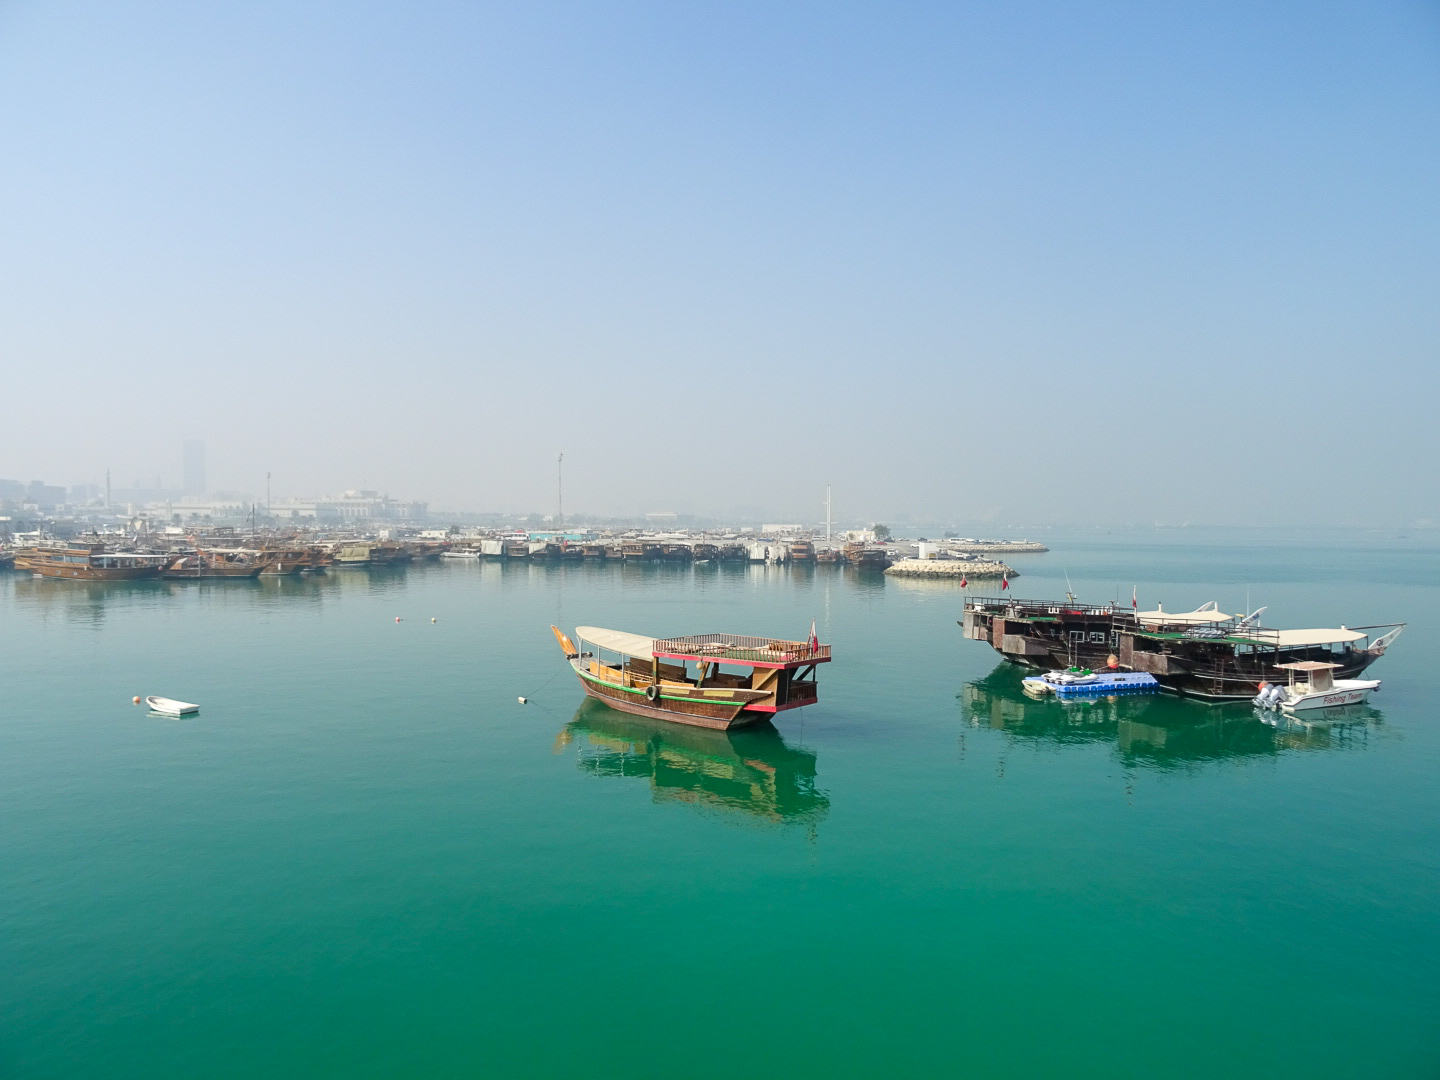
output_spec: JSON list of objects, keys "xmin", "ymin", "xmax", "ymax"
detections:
[
  {"xmin": 762, "ymin": 523, "xmax": 805, "ymax": 536},
  {"xmin": 151, "ymin": 497, "xmax": 249, "ymax": 521},
  {"xmin": 270, "ymin": 490, "xmax": 428, "ymax": 521}
]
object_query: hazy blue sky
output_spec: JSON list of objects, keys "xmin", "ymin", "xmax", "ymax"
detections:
[{"xmin": 2, "ymin": 1, "xmax": 1436, "ymax": 525}]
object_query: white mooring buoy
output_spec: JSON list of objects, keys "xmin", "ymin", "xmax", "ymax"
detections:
[{"xmin": 517, "ymin": 696, "xmax": 528, "ymax": 705}]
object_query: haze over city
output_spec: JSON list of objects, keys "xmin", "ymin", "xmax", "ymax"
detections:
[{"xmin": 2, "ymin": 2, "xmax": 1437, "ymax": 526}]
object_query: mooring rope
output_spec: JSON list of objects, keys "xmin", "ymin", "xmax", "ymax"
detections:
[{"xmin": 518, "ymin": 666, "xmax": 566, "ymax": 707}]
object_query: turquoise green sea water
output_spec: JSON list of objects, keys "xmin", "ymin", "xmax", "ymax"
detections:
[{"xmin": 2, "ymin": 529, "xmax": 1437, "ymax": 1078}]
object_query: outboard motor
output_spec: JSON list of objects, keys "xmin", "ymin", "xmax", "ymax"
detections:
[{"xmin": 1253, "ymin": 683, "xmax": 1286, "ymax": 708}]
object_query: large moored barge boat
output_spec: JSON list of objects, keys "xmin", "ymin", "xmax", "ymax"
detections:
[
  {"xmin": 961, "ymin": 595, "xmax": 1402, "ymax": 701},
  {"xmin": 13, "ymin": 544, "xmax": 167, "ymax": 580}
]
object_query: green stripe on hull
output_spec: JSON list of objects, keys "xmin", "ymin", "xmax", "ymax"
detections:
[{"xmin": 578, "ymin": 669, "xmax": 684, "ymax": 702}]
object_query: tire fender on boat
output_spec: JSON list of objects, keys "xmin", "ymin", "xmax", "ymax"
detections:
[{"xmin": 645, "ymin": 683, "xmax": 662, "ymax": 703}]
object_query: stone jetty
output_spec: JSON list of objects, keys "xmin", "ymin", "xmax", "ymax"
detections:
[
  {"xmin": 947, "ymin": 540, "xmax": 1048, "ymax": 553},
  {"xmin": 885, "ymin": 558, "xmax": 1017, "ymax": 578}
]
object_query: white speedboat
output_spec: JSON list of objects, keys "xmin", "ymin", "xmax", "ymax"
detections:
[
  {"xmin": 145, "ymin": 696, "xmax": 200, "ymax": 716},
  {"xmin": 1253, "ymin": 662, "xmax": 1379, "ymax": 713},
  {"xmin": 441, "ymin": 549, "xmax": 481, "ymax": 560}
]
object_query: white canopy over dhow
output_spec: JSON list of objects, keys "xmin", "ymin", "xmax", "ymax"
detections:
[{"xmin": 574, "ymin": 626, "xmax": 656, "ymax": 657}]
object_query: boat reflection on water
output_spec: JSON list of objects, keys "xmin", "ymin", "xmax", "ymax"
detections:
[
  {"xmin": 556, "ymin": 697, "xmax": 829, "ymax": 827},
  {"xmin": 961, "ymin": 664, "xmax": 1384, "ymax": 766}
]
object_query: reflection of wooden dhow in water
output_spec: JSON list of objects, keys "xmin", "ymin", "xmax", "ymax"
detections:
[
  {"xmin": 13, "ymin": 544, "xmax": 167, "ymax": 580},
  {"xmin": 553, "ymin": 624, "xmax": 831, "ymax": 730},
  {"xmin": 961, "ymin": 595, "xmax": 1404, "ymax": 701},
  {"xmin": 961, "ymin": 664, "xmax": 1376, "ymax": 765},
  {"xmin": 557, "ymin": 698, "xmax": 829, "ymax": 826}
]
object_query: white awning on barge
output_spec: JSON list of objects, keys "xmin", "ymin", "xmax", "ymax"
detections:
[
  {"xmin": 1137, "ymin": 606, "xmax": 1233, "ymax": 625},
  {"xmin": 574, "ymin": 626, "xmax": 655, "ymax": 657},
  {"xmin": 1244, "ymin": 627, "xmax": 1369, "ymax": 648}
]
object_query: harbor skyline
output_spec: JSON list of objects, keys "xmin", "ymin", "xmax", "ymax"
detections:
[{"xmin": 2, "ymin": 2, "xmax": 1436, "ymax": 527}]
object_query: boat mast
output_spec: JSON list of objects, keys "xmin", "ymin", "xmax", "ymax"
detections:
[
  {"xmin": 556, "ymin": 452, "xmax": 563, "ymax": 529},
  {"xmin": 825, "ymin": 485, "xmax": 832, "ymax": 542}
]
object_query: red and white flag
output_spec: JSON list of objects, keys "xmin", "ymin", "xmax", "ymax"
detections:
[
  {"xmin": 808, "ymin": 618, "xmax": 819, "ymax": 655},
  {"xmin": 1001, "ymin": 572, "xmax": 1009, "ymax": 590},
  {"xmin": 959, "ymin": 574, "xmax": 968, "ymax": 589}
]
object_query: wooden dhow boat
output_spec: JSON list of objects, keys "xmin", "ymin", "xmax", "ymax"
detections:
[
  {"xmin": 843, "ymin": 542, "xmax": 893, "ymax": 569},
  {"xmin": 962, "ymin": 594, "xmax": 1403, "ymax": 701},
  {"xmin": 257, "ymin": 546, "xmax": 309, "ymax": 574},
  {"xmin": 14, "ymin": 544, "xmax": 166, "ymax": 580},
  {"xmin": 552, "ymin": 624, "xmax": 831, "ymax": 730},
  {"xmin": 162, "ymin": 549, "xmax": 271, "ymax": 578}
]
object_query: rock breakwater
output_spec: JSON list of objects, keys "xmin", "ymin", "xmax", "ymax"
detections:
[{"xmin": 885, "ymin": 559, "xmax": 1017, "ymax": 578}]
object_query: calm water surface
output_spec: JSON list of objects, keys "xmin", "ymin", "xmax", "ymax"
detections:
[{"xmin": 2, "ymin": 529, "xmax": 1437, "ymax": 1078}]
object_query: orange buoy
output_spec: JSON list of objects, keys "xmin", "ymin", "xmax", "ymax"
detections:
[
  {"xmin": 132, "ymin": 696, "xmax": 141, "ymax": 704},
  {"xmin": 395, "ymin": 616, "xmax": 402, "ymax": 623}
]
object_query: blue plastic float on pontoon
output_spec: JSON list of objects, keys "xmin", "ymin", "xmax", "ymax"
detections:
[{"xmin": 1022, "ymin": 671, "xmax": 1160, "ymax": 697}]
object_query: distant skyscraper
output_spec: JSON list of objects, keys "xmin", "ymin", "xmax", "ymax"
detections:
[{"xmin": 183, "ymin": 440, "xmax": 206, "ymax": 495}]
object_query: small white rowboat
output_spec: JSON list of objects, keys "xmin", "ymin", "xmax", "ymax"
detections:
[{"xmin": 146, "ymin": 696, "xmax": 200, "ymax": 716}]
